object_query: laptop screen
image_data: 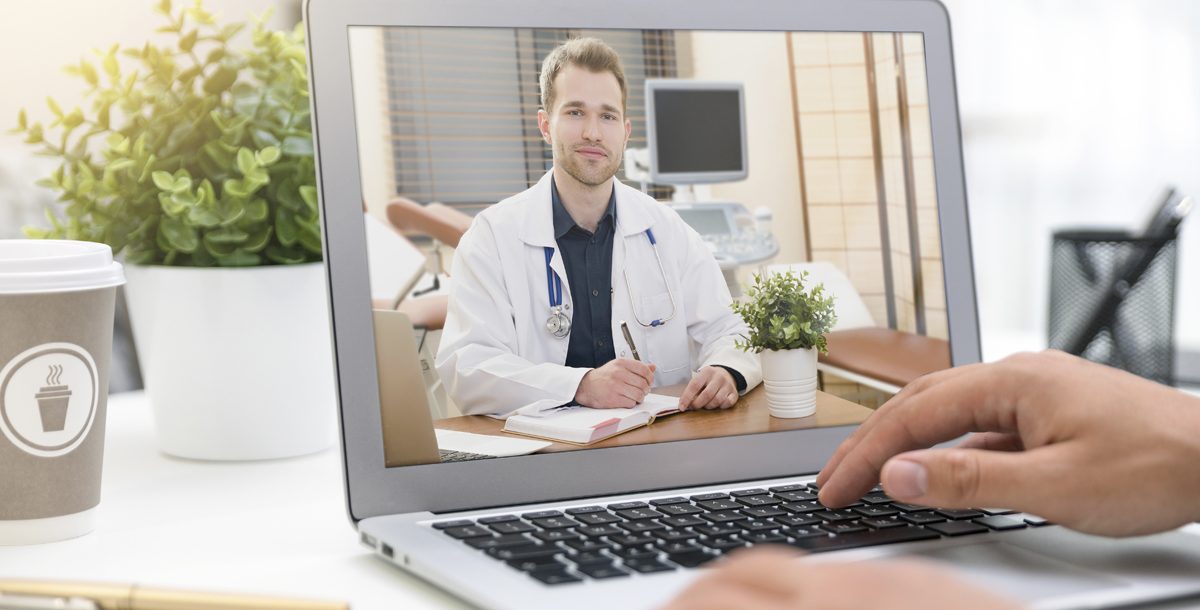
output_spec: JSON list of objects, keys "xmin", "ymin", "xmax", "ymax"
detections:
[{"xmin": 348, "ymin": 27, "xmax": 951, "ymax": 467}]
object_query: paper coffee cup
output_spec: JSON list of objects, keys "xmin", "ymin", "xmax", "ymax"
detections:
[{"xmin": 0, "ymin": 240, "xmax": 124, "ymax": 545}]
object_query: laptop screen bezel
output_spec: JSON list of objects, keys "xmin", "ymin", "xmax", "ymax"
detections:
[{"xmin": 305, "ymin": 0, "xmax": 979, "ymax": 522}]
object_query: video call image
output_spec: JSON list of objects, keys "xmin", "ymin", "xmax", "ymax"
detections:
[{"xmin": 347, "ymin": 27, "xmax": 950, "ymax": 466}]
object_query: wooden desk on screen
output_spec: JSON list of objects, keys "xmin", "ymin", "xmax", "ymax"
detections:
[{"xmin": 434, "ymin": 384, "xmax": 873, "ymax": 454}]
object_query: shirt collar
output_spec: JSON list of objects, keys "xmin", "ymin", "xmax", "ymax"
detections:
[{"xmin": 551, "ymin": 175, "xmax": 617, "ymax": 239}]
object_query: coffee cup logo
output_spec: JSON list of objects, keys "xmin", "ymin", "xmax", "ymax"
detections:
[{"xmin": 0, "ymin": 343, "xmax": 98, "ymax": 458}]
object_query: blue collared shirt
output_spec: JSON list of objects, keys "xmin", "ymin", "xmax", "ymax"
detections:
[{"xmin": 551, "ymin": 177, "xmax": 617, "ymax": 369}]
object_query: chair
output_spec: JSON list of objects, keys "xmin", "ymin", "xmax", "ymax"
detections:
[
  {"xmin": 766, "ymin": 262, "xmax": 950, "ymax": 394},
  {"xmin": 380, "ymin": 197, "xmax": 472, "ymax": 330}
]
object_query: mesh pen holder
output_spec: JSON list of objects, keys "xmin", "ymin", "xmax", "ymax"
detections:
[{"xmin": 1048, "ymin": 230, "xmax": 1178, "ymax": 384}]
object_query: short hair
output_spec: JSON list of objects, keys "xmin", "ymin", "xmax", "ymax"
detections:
[{"xmin": 539, "ymin": 37, "xmax": 628, "ymax": 115}]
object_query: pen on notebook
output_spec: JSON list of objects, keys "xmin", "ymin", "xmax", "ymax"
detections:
[
  {"xmin": 619, "ymin": 320, "xmax": 641, "ymax": 361},
  {"xmin": 0, "ymin": 581, "xmax": 349, "ymax": 610}
]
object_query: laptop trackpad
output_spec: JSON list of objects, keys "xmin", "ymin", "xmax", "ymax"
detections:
[{"xmin": 912, "ymin": 541, "xmax": 1127, "ymax": 602}]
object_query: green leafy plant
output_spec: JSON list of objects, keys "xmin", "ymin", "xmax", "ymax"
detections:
[
  {"xmin": 731, "ymin": 270, "xmax": 837, "ymax": 353},
  {"xmin": 11, "ymin": 0, "xmax": 320, "ymax": 266}
]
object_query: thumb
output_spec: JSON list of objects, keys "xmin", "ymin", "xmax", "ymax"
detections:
[{"xmin": 881, "ymin": 448, "xmax": 1039, "ymax": 510}]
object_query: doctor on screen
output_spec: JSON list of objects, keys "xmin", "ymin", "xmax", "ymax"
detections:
[{"xmin": 436, "ymin": 37, "xmax": 761, "ymax": 417}]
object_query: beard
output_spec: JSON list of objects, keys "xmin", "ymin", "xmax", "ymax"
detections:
[{"xmin": 555, "ymin": 140, "xmax": 623, "ymax": 187}]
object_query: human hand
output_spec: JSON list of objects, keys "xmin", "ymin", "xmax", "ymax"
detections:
[
  {"xmin": 575, "ymin": 358, "xmax": 656, "ymax": 408},
  {"xmin": 817, "ymin": 350, "xmax": 1200, "ymax": 537},
  {"xmin": 678, "ymin": 366, "xmax": 738, "ymax": 411},
  {"xmin": 661, "ymin": 547, "xmax": 1021, "ymax": 610}
]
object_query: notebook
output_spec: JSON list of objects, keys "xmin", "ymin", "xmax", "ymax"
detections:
[{"xmin": 502, "ymin": 395, "xmax": 681, "ymax": 445}]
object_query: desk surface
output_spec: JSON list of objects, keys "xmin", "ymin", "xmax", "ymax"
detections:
[
  {"xmin": 436, "ymin": 385, "xmax": 871, "ymax": 452},
  {"xmin": 1, "ymin": 391, "xmax": 1198, "ymax": 610}
]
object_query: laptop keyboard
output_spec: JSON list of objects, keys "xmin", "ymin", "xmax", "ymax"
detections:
[
  {"xmin": 438, "ymin": 449, "xmax": 492, "ymax": 462},
  {"xmin": 428, "ymin": 483, "xmax": 1046, "ymax": 585}
]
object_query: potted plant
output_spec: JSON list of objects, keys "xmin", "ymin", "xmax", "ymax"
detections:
[
  {"xmin": 12, "ymin": 0, "xmax": 334, "ymax": 460},
  {"xmin": 732, "ymin": 270, "xmax": 837, "ymax": 418}
]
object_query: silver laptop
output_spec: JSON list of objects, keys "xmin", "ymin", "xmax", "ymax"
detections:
[{"xmin": 304, "ymin": 1, "xmax": 1200, "ymax": 608}]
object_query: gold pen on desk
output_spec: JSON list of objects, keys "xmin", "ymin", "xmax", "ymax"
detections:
[
  {"xmin": 0, "ymin": 581, "xmax": 349, "ymax": 610},
  {"xmin": 619, "ymin": 320, "xmax": 641, "ymax": 361}
]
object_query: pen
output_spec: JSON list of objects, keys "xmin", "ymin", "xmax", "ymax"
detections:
[
  {"xmin": 619, "ymin": 320, "xmax": 641, "ymax": 361},
  {"xmin": 0, "ymin": 581, "xmax": 348, "ymax": 610}
]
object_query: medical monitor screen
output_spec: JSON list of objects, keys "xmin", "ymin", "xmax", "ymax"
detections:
[
  {"xmin": 348, "ymin": 27, "xmax": 951, "ymax": 467},
  {"xmin": 649, "ymin": 87, "xmax": 745, "ymax": 182}
]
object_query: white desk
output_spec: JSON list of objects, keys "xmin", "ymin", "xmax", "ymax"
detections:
[{"xmin": 1, "ymin": 391, "xmax": 1198, "ymax": 610}]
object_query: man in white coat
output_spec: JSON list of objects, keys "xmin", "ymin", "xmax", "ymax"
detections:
[{"xmin": 436, "ymin": 37, "xmax": 761, "ymax": 417}]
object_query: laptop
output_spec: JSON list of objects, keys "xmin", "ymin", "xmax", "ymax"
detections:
[{"xmin": 305, "ymin": 1, "xmax": 1200, "ymax": 608}]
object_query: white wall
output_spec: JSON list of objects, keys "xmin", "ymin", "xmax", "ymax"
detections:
[{"xmin": 942, "ymin": 0, "xmax": 1200, "ymax": 354}]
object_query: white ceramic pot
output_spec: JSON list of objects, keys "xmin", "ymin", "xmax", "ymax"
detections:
[
  {"xmin": 123, "ymin": 262, "xmax": 336, "ymax": 460},
  {"xmin": 759, "ymin": 347, "xmax": 818, "ymax": 418}
]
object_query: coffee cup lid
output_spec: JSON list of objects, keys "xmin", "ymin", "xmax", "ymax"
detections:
[{"xmin": 0, "ymin": 240, "xmax": 125, "ymax": 294}]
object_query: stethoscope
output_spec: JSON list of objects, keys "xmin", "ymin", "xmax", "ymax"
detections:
[{"xmin": 544, "ymin": 228, "xmax": 678, "ymax": 338}]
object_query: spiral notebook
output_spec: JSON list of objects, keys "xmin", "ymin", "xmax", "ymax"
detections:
[{"xmin": 502, "ymin": 394, "xmax": 681, "ymax": 445}]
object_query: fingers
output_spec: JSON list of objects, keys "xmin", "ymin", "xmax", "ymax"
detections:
[
  {"xmin": 957, "ymin": 432, "xmax": 1024, "ymax": 452},
  {"xmin": 614, "ymin": 368, "xmax": 652, "ymax": 397},
  {"xmin": 880, "ymin": 446, "xmax": 1061, "ymax": 511},
  {"xmin": 677, "ymin": 374, "xmax": 704, "ymax": 411},
  {"xmin": 614, "ymin": 358, "xmax": 656, "ymax": 386},
  {"xmin": 818, "ymin": 362, "xmax": 1027, "ymax": 506},
  {"xmin": 661, "ymin": 548, "xmax": 802, "ymax": 610}
]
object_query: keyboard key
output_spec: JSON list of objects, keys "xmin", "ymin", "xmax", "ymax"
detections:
[
  {"xmin": 974, "ymin": 516, "xmax": 1027, "ymax": 531},
  {"xmin": 935, "ymin": 509, "xmax": 985, "ymax": 520},
  {"xmin": 616, "ymin": 508, "xmax": 663, "ymax": 521},
  {"xmin": 476, "ymin": 515, "xmax": 518, "ymax": 524},
  {"xmin": 608, "ymin": 501, "xmax": 649, "ymax": 511},
  {"xmin": 890, "ymin": 502, "xmax": 930, "ymax": 512},
  {"xmin": 700, "ymin": 536, "xmax": 747, "ymax": 551},
  {"xmin": 781, "ymin": 501, "xmax": 823, "ymax": 514},
  {"xmin": 565, "ymin": 551, "xmax": 613, "ymax": 567},
  {"xmin": 925, "ymin": 521, "xmax": 989, "ymax": 537},
  {"xmin": 697, "ymin": 499, "xmax": 742, "ymax": 511},
  {"xmin": 528, "ymin": 567, "xmax": 582, "ymax": 585},
  {"xmin": 738, "ymin": 519, "xmax": 780, "ymax": 532},
  {"xmin": 649, "ymin": 496, "xmax": 690, "ymax": 506},
  {"xmin": 814, "ymin": 510, "xmax": 859, "ymax": 523},
  {"xmin": 661, "ymin": 515, "xmax": 708, "ymax": 528},
  {"xmin": 618, "ymin": 520, "xmax": 665, "ymax": 534},
  {"xmin": 565, "ymin": 505, "xmax": 606, "ymax": 515},
  {"xmin": 703, "ymin": 511, "xmax": 749, "ymax": 524},
  {"xmin": 742, "ymin": 531, "xmax": 788, "ymax": 544},
  {"xmin": 488, "ymin": 543, "xmax": 560, "ymax": 561},
  {"xmin": 610, "ymin": 534, "xmax": 657, "ymax": 547},
  {"xmin": 657, "ymin": 541, "xmax": 703, "ymax": 555},
  {"xmin": 666, "ymin": 550, "xmax": 717, "ymax": 568},
  {"xmin": 578, "ymin": 563, "xmax": 630, "ymax": 579},
  {"xmin": 657, "ymin": 503, "xmax": 703, "ymax": 516},
  {"xmin": 531, "ymin": 516, "xmax": 579, "ymax": 530},
  {"xmin": 508, "ymin": 555, "xmax": 565, "ymax": 572},
  {"xmin": 860, "ymin": 494, "xmax": 894, "ymax": 505},
  {"xmin": 1021, "ymin": 514, "xmax": 1051, "ymax": 527},
  {"xmin": 774, "ymin": 514, "xmax": 821, "ymax": 527},
  {"xmin": 488, "ymin": 521, "xmax": 536, "ymax": 535},
  {"xmin": 465, "ymin": 533, "xmax": 532, "ymax": 550},
  {"xmin": 533, "ymin": 529, "xmax": 582, "ymax": 542},
  {"xmin": 736, "ymin": 495, "xmax": 783, "ymax": 507},
  {"xmin": 694, "ymin": 524, "xmax": 742, "ymax": 537},
  {"xmin": 861, "ymin": 517, "xmax": 907, "ymax": 529},
  {"xmin": 522, "ymin": 510, "xmax": 563, "ymax": 519},
  {"xmin": 577, "ymin": 524, "xmax": 623, "ymax": 538},
  {"xmin": 443, "ymin": 525, "xmax": 493, "ymax": 539},
  {"xmin": 774, "ymin": 490, "xmax": 819, "ymax": 502},
  {"xmin": 790, "ymin": 526, "xmax": 939, "ymax": 553},
  {"xmin": 806, "ymin": 482, "xmax": 822, "ymax": 491},
  {"xmin": 431, "ymin": 519, "xmax": 475, "ymax": 529},
  {"xmin": 782, "ymin": 526, "xmax": 824, "ymax": 540},
  {"xmin": 768, "ymin": 484, "xmax": 808, "ymax": 493},
  {"xmin": 731, "ymin": 488, "xmax": 768, "ymax": 497},
  {"xmin": 741, "ymin": 506, "xmax": 786, "ymax": 518},
  {"xmin": 563, "ymin": 539, "xmax": 613, "ymax": 553},
  {"xmin": 574, "ymin": 512, "xmax": 620, "ymax": 526},
  {"xmin": 981, "ymin": 507, "xmax": 1015, "ymax": 516},
  {"xmin": 690, "ymin": 492, "xmax": 731, "ymax": 501},
  {"xmin": 899, "ymin": 512, "xmax": 946, "ymax": 525},
  {"xmin": 854, "ymin": 506, "xmax": 900, "ymax": 518},
  {"xmin": 654, "ymin": 529, "xmax": 698, "ymax": 542},
  {"xmin": 612, "ymin": 545, "xmax": 660, "ymax": 560},
  {"xmin": 820, "ymin": 522, "xmax": 868, "ymax": 535},
  {"xmin": 623, "ymin": 557, "xmax": 676, "ymax": 574}
]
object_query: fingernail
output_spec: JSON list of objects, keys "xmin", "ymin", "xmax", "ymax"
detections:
[{"xmin": 883, "ymin": 458, "xmax": 928, "ymax": 499}]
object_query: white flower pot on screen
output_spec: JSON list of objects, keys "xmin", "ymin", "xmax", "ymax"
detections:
[{"xmin": 124, "ymin": 262, "xmax": 336, "ymax": 460}]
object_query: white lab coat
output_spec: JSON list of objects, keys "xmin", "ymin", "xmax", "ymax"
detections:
[{"xmin": 436, "ymin": 170, "xmax": 762, "ymax": 417}]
